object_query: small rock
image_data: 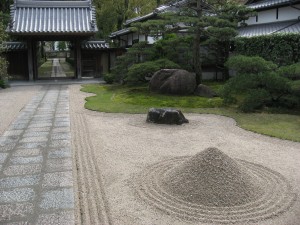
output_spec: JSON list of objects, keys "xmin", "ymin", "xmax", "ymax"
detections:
[
  {"xmin": 194, "ymin": 84, "xmax": 218, "ymax": 98},
  {"xmin": 146, "ymin": 108, "xmax": 189, "ymax": 125}
]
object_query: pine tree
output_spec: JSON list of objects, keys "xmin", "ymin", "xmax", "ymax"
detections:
[
  {"xmin": 179, "ymin": 0, "xmax": 252, "ymax": 84},
  {"xmin": 131, "ymin": 0, "xmax": 252, "ymax": 84}
]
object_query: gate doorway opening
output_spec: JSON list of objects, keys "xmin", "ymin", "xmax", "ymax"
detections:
[{"xmin": 37, "ymin": 41, "xmax": 75, "ymax": 79}]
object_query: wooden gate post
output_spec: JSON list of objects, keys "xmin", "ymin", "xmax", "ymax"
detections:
[
  {"xmin": 76, "ymin": 39, "xmax": 82, "ymax": 79},
  {"xmin": 32, "ymin": 41, "xmax": 38, "ymax": 80},
  {"xmin": 27, "ymin": 40, "xmax": 34, "ymax": 81}
]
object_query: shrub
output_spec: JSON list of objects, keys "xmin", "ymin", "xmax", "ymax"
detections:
[
  {"xmin": 223, "ymin": 55, "xmax": 292, "ymax": 112},
  {"xmin": 110, "ymin": 42, "xmax": 155, "ymax": 83},
  {"xmin": 239, "ymin": 89, "xmax": 269, "ymax": 112},
  {"xmin": 225, "ymin": 55, "xmax": 277, "ymax": 74},
  {"xmin": 277, "ymin": 63, "xmax": 300, "ymax": 80},
  {"xmin": 103, "ymin": 73, "xmax": 115, "ymax": 84},
  {"xmin": 126, "ymin": 58, "xmax": 181, "ymax": 83},
  {"xmin": 0, "ymin": 56, "xmax": 8, "ymax": 88},
  {"xmin": 290, "ymin": 81, "xmax": 300, "ymax": 108}
]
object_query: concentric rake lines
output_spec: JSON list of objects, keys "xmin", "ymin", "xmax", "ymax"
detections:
[{"xmin": 135, "ymin": 156, "xmax": 296, "ymax": 224}]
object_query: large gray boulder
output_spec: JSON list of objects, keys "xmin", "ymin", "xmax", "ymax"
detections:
[
  {"xmin": 149, "ymin": 69, "xmax": 196, "ymax": 95},
  {"xmin": 147, "ymin": 108, "xmax": 189, "ymax": 125},
  {"xmin": 194, "ymin": 84, "xmax": 218, "ymax": 98}
]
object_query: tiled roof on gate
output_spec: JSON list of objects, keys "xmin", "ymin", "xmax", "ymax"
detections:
[
  {"xmin": 7, "ymin": 0, "xmax": 97, "ymax": 35},
  {"xmin": 247, "ymin": 0, "xmax": 300, "ymax": 9},
  {"xmin": 238, "ymin": 20, "xmax": 300, "ymax": 37},
  {"xmin": 81, "ymin": 41, "xmax": 109, "ymax": 49},
  {"xmin": 0, "ymin": 42, "xmax": 27, "ymax": 51}
]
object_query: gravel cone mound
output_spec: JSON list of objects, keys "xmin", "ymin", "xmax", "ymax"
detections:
[
  {"xmin": 135, "ymin": 147, "xmax": 296, "ymax": 224},
  {"xmin": 161, "ymin": 147, "xmax": 261, "ymax": 207}
]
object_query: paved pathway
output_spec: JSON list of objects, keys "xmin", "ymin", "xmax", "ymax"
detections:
[
  {"xmin": 0, "ymin": 85, "xmax": 75, "ymax": 224},
  {"xmin": 51, "ymin": 59, "xmax": 66, "ymax": 78}
]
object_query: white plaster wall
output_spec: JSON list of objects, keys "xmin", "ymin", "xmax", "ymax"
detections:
[
  {"xmin": 128, "ymin": 34, "xmax": 133, "ymax": 46},
  {"xmin": 245, "ymin": 9, "xmax": 276, "ymax": 25},
  {"xmin": 120, "ymin": 33, "xmax": 161, "ymax": 45},
  {"xmin": 258, "ymin": 9, "xmax": 277, "ymax": 24},
  {"xmin": 148, "ymin": 36, "xmax": 156, "ymax": 44},
  {"xmin": 245, "ymin": 16, "xmax": 257, "ymax": 25},
  {"xmin": 278, "ymin": 4, "xmax": 300, "ymax": 21},
  {"xmin": 133, "ymin": 33, "xmax": 139, "ymax": 43},
  {"xmin": 139, "ymin": 34, "xmax": 146, "ymax": 42},
  {"xmin": 245, "ymin": 5, "xmax": 300, "ymax": 26}
]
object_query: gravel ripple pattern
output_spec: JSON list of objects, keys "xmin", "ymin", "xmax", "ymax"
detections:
[{"xmin": 134, "ymin": 154, "xmax": 296, "ymax": 224}]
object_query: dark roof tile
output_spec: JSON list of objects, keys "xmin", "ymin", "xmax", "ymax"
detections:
[
  {"xmin": 8, "ymin": 0, "xmax": 97, "ymax": 34},
  {"xmin": 247, "ymin": 0, "xmax": 298, "ymax": 9},
  {"xmin": 238, "ymin": 20, "xmax": 300, "ymax": 37}
]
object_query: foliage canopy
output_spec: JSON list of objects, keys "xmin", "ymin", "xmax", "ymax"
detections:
[
  {"xmin": 128, "ymin": 0, "xmax": 252, "ymax": 84},
  {"xmin": 223, "ymin": 55, "xmax": 296, "ymax": 112}
]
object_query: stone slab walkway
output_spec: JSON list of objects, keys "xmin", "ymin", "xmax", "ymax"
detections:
[
  {"xmin": 51, "ymin": 59, "xmax": 66, "ymax": 78},
  {"xmin": 0, "ymin": 85, "xmax": 75, "ymax": 224}
]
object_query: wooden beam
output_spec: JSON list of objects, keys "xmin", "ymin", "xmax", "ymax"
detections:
[
  {"xmin": 32, "ymin": 41, "xmax": 38, "ymax": 80},
  {"xmin": 27, "ymin": 40, "xmax": 34, "ymax": 81},
  {"xmin": 76, "ymin": 40, "xmax": 82, "ymax": 79}
]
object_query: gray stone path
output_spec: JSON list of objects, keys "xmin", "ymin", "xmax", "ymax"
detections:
[
  {"xmin": 0, "ymin": 85, "xmax": 75, "ymax": 224},
  {"xmin": 51, "ymin": 59, "xmax": 66, "ymax": 78}
]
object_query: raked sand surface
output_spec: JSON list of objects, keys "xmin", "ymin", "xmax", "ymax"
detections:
[
  {"xmin": 69, "ymin": 84, "xmax": 300, "ymax": 225},
  {"xmin": 0, "ymin": 85, "xmax": 42, "ymax": 135}
]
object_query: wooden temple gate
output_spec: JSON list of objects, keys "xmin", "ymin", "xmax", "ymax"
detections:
[{"xmin": 5, "ymin": 0, "xmax": 108, "ymax": 80}]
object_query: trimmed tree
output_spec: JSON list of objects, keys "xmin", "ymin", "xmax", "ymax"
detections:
[
  {"xmin": 179, "ymin": 0, "xmax": 252, "ymax": 84},
  {"xmin": 223, "ymin": 55, "xmax": 293, "ymax": 112},
  {"xmin": 131, "ymin": 0, "xmax": 252, "ymax": 84}
]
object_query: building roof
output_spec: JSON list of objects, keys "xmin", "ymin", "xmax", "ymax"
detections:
[
  {"xmin": 110, "ymin": 28, "xmax": 131, "ymax": 38},
  {"xmin": 7, "ymin": 0, "xmax": 97, "ymax": 35},
  {"xmin": 81, "ymin": 41, "xmax": 109, "ymax": 49},
  {"xmin": 110, "ymin": 0, "xmax": 188, "ymax": 38},
  {"xmin": 0, "ymin": 42, "xmax": 27, "ymax": 51},
  {"xmin": 124, "ymin": 13, "xmax": 156, "ymax": 26},
  {"xmin": 247, "ymin": 0, "xmax": 299, "ymax": 9},
  {"xmin": 238, "ymin": 20, "xmax": 300, "ymax": 37},
  {"xmin": 0, "ymin": 41, "xmax": 111, "ymax": 51},
  {"xmin": 124, "ymin": 0, "xmax": 188, "ymax": 26}
]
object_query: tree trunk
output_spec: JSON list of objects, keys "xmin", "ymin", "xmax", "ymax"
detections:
[
  {"xmin": 157, "ymin": 0, "xmax": 161, "ymax": 7},
  {"xmin": 124, "ymin": 0, "xmax": 129, "ymax": 21},
  {"xmin": 222, "ymin": 42, "xmax": 230, "ymax": 81},
  {"xmin": 117, "ymin": 16, "xmax": 123, "ymax": 30},
  {"xmin": 193, "ymin": 0, "xmax": 203, "ymax": 85},
  {"xmin": 193, "ymin": 28, "xmax": 202, "ymax": 85}
]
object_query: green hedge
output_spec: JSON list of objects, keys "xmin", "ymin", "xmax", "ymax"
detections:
[{"xmin": 235, "ymin": 34, "xmax": 300, "ymax": 66}]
